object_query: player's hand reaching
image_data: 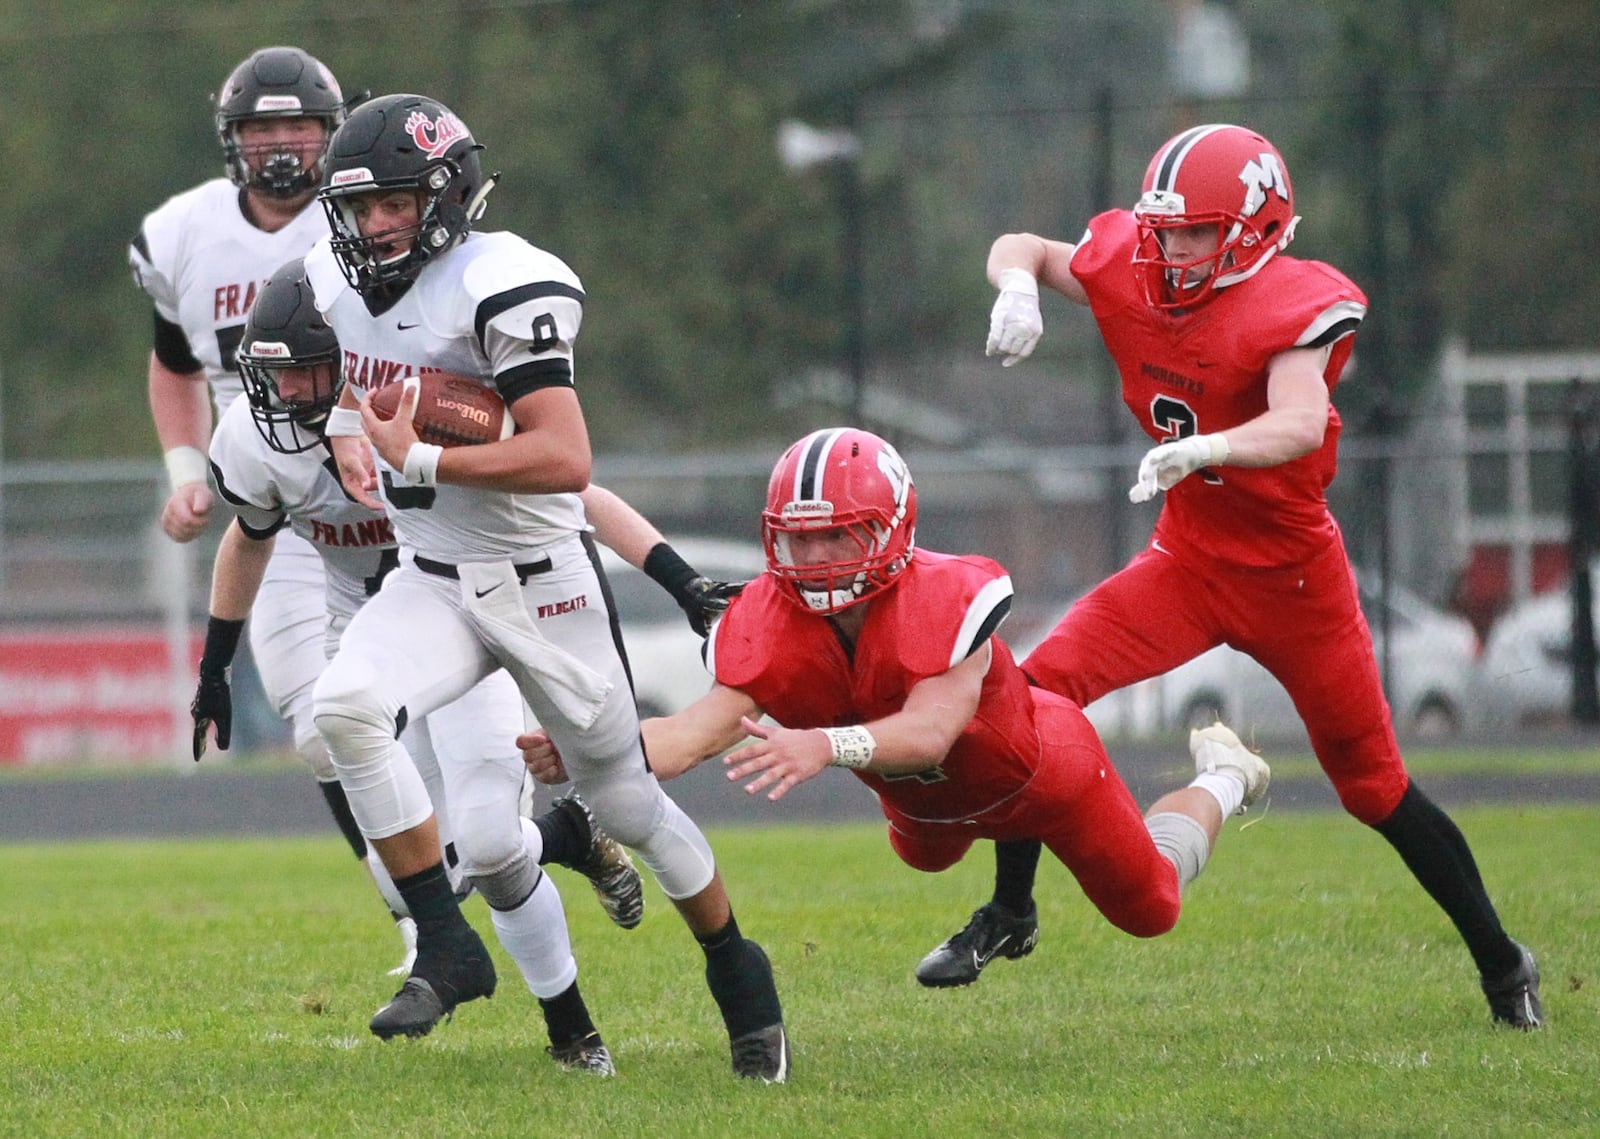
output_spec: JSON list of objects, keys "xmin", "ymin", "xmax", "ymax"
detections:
[
  {"xmin": 723, "ymin": 716, "xmax": 831, "ymax": 802},
  {"xmin": 676, "ymin": 577, "xmax": 744, "ymax": 638},
  {"xmin": 984, "ymin": 268, "xmax": 1043, "ymax": 367},
  {"xmin": 1129, "ymin": 433, "xmax": 1231, "ymax": 503},
  {"xmin": 190, "ymin": 666, "xmax": 232, "ymax": 761},
  {"xmin": 518, "ymin": 728, "xmax": 571, "ymax": 785}
]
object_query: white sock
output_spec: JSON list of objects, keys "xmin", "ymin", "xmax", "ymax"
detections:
[
  {"xmin": 489, "ymin": 871, "xmax": 578, "ymax": 999},
  {"xmin": 1192, "ymin": 769, "xmax": 1246, "ymax": 817}
]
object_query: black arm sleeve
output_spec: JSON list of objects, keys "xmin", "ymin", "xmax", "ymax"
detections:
[{"xmin": 152, "ymin": 311, "xmax": 203, "ymax": 374}]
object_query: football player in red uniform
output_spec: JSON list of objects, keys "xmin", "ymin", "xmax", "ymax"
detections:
[
  {"xmin": 950, "ymin": 123, "xmax": 1542, "ymax": 1029},
  {"xmin": 524, "ymin": 427, "xmax": 1271, "ymax": 968}
]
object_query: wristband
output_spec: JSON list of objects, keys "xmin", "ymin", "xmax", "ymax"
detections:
[
  {"xmin": 996, "ymin": 267, "xmax": 1040, "ymax": 297},
  {"xmin": 820, "ymin": 725, "xmax": 876, "ymax": 770},
  {"xmin": 324, "ymin": 406, "xmax": 365, "ymax": 437},
  {"xmin": 163, "ymin": 445, "xmax": 209, "ymax": 491},
  {"xmin": 1199, "ymin": 432, "xmax": 1231, "ymax": 466},
  {"xmin": 643, "ymin": 542, "xmax": 699, "ymax": 603},
  {"xmin": 402, "ymin": 441, "xmax": 444, "ymax": 487},
  {"xmin": 199, "ymin": 616, "xmax": 246, "ymax": 674}
]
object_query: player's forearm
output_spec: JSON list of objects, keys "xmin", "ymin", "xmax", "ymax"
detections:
[
  {"xmin": 209, "ymin": 520, "xmax": 274, "ymax": 621},
  {"xmin": 836, "ymin": 713, "xmax": 957, "ymax": 775},
  {"xmin": 435, "ymin": 433, "xmax": 591, "ymax": 494},
  {"xmin": 1213, "ymin": 405, "xmax": 1327, "ymax": 468},
  {"xmin": 581, "ymin": 485, "xmax": 664, "ymax": 569},
  {"xmin": 148, "ymin": 355, "xmax": 212, "ymax": 451},
  {"xmin": 644, "ymin": 685, "xmax": 761, "ymax": 780},
  {"xmin": 642, "ymin": 711, "xmax": 747, "ymax": 781}
]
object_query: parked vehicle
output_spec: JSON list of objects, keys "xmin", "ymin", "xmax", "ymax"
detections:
[
  {"xmin": 601, "ymin": 537, "xmax": 768, "ymax": 717},
  {"xmin": 1018, "ymin": 572, "xmax": 1480, "ymax": 741},
  {"xmin": 1474, "ymin": 573, "xmax": 1600, "ymax": 728}
]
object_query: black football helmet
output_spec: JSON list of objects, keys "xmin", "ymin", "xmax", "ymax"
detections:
[
  {"xmin": 215, "ymin": 46, "xmax": 346, "ymax": 199},
  {"xmin": 237, "ymin": 258, "xmax": 344, "ymax": 454},
  {"xmin": 318, "ymin": 93, "xmax": 496, "ymax": 299}
]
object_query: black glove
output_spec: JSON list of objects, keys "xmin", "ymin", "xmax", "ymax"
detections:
[
  {"xmin": 192, "ymin": 616, "xmax": 245, "ymax": 761},
  {"xmin": 643, "ymin": 542, "xmax": 746, "ymax": 637},
  {"xmin": 191, "ymin": 667, "xmax": 233, "ymax": 761},
  {"xmin": 676, "ymin": 576, "xmax": 746, "ymax": 638}
]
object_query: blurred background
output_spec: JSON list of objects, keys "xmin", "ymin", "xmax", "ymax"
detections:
[{"xmin": 2, "ymin": 0, "xmax": 1598, "ymax": 764}]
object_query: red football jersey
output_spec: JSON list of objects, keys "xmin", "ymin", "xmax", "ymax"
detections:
[
  {"xmin": 706, "ymin": 551, "xmax": 1040, "ymax": 822},
  {"xmin": 1073, "ymin": 210, "xmax": 1368, "ymax": 567}
]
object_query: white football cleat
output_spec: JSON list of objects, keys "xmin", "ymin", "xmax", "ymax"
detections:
[
  {"xmin": 1190, "ymin": 722, "xmax": 1270, "ymax": 812},
  {"xmin": 388, "ymin": 915, "xmax": 419, "ymax": 978}
]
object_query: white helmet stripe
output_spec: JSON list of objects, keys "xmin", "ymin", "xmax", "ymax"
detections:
[
  {"xmin": 793, "ymin": 427, "xmax": 848, "ymax": 502},
  {"xmin": 1152, "ymin": 123, "xmax": 1230, "ymax": 194}
]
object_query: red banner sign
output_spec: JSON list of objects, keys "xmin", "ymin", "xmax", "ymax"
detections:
[{"xmin": 0, "ymin": 626, "xmax": 200, "ymax": 764}]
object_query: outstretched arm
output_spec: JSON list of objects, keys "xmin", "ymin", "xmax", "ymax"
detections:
[
  {"xmin": 582, "ymin": 483, "xmax": 747, "ymax": 637},
  {"xmin": 724, "ymin": 642, "xmax": 990, "ymax": 801},
  {"xmin": 519, "ymin": 682, "xmax": 760, "ymax": 784}
]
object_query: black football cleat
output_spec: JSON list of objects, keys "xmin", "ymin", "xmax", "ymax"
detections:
[
  {"xmin": 369, "ymin": 925, "xmax": 497, "ymax": 1039},
  {"xmin": 552, "ymin": 794, "xmax": 645, "ymax": 930},
  {"xmin": 547, "ymin": 1030, "xmax": 616, "ymax": 1076},
  {"xmin": 1482, "ymin": 942, "xmax": 1545, "ymax": 1030},
  {"xmin": 915, "ymin": 902, "xmax": 1039, "ymax": 988},
  {"xmin": 730, "ymin": 1023, "xmax": 790, "ymax": 1084}
]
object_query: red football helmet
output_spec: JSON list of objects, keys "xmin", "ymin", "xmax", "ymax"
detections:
[
  {"xmin": 763, "ymin": 427, "xmax": 917, "ymax": 614},
  {"xmin": 1132, "ymin": 123, "xmax": 1300, "ymax": 311}
]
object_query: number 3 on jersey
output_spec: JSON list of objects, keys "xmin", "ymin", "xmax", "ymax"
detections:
[{"xmin": 1148, "ymin": 395, "xmax": 1224, "ymax": 486}]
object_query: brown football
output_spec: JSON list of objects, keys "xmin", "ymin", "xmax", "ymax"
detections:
[{"xmin": 367, "ymin": 372, "xmax": 513, "ymax": 448}]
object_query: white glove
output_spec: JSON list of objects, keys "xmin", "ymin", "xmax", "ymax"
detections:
[
  {"xmin": 1129, "ymin": 433, "xmax": 1230, "ymax": 503},
  {"xmin": 985, "ymin": 268, "xmax": 1043, "ymax": 367}
]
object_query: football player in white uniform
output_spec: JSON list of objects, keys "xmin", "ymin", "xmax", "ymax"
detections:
[
  {"xmin": 306, "ymin": 93, "xmax": 788, "ymax": 1081},
  {"xmin": 201, "ymin": 258, "xmax": 659, "ymax": 1072},
  {"xmin": 127, "ymin": 46, "xmax": 402, "ymax": 948}
]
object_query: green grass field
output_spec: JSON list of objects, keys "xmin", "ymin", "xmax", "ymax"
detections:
[{"xmin": 2, "ymin": 807, "xmax": 1595, "ymax": 1137}]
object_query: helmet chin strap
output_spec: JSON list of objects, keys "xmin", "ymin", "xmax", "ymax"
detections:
[{"xmin": 798, "ymin": 572, "xmax": 868, "ymax": 613}]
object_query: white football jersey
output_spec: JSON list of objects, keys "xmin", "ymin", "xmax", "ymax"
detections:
[
  {"xmin": 130, "ymin": 179, "xmax": 329, "ymax": 410},
  {"xmin": 210, "ymin": 394, "xmax": 397, "ymax": 642},
  {"xmin": 304, "ymin": 231, "xmax": 587, "ymax": 560}
]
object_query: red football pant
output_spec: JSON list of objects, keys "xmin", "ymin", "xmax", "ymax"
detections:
[
  {"xmin": 1022, "ymin": 531, "xmax": 1409, "ymax": 824},
  {"xmin": 884, "ymin": 693, "xmax": 1182, "ymax": 939}
]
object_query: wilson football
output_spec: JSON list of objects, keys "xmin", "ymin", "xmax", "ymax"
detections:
[{"xmin": 367, "ymin": 373, "xmax": 513, "ymax": 448}]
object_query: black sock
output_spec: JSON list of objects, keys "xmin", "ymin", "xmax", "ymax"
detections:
[
  {"xmin": 317, "ymin": 780, "xmax": 368, "ymax": 860},
  {"xmin": 393, "ymin": 862, "xmax": 468, "ymax": 932},
  {"xmin": 533, "ymin": 799, "xmax": 588, "ymax": 867},
  {"xmin": 698, "ymin": 914, "xmax": 784, "ymax": 1039},
  {"xmin": 539, "ymin": 980, "xmax": 598, "ymax": 1046},
  {"xmin": 1373, "ymin": 782, "xmax": 1519, "ymax": 978},
  {"xmin": 992, "ymin": 840, "xmax": 1042, "ymax": 915}
]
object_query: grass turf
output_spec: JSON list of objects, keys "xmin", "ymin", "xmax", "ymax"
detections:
[{"xmin": 1, "ymin": 807, "xmax": 1595, "ymax": 1137}]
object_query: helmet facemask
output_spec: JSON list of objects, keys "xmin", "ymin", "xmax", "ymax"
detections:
[
  {"xmin": 762, "ymin": 427, "xmax": 918, "ymax": 616},
  {"xmin": 764, "ymin": 515, "xmax": 906, "ymax": 614},
  {"xmin": 221, "ymin": 116, "xmax": 336, "ymax": 199},
  {"xmin": 322, "ymin": 159, "xmax": 496, "ymax": 298},
  {"xmin": 1133, "ymin": 123, "xmax": 1301, "ymax": 313},
  {"xmin": 236, "ymin": 256, "xmax": 344, "ymax": 454},
  {"xmin": 239, "ymin": 352, "xmax": 343, "ymax": 455},
  {"xmin": 215, "ymin": 47, "xmax": 345, "ymax": 200}
]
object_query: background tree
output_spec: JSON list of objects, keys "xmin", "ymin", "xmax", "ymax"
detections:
[{"xmin": 0, "ymin": 0, "xmax": 1594, "ymax": 466}]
